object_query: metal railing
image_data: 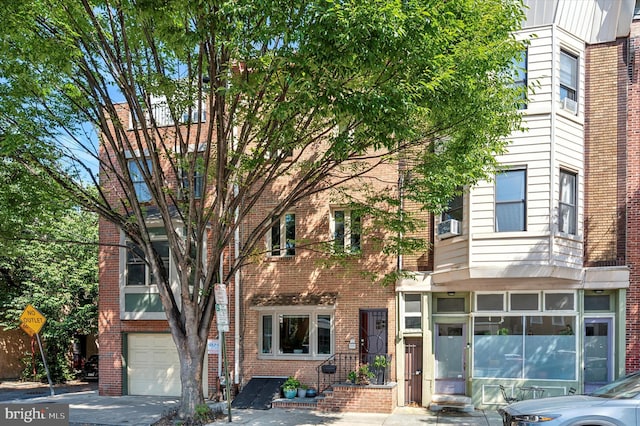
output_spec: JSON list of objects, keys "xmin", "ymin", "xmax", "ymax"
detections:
[{"xmin": 316, "ymin": 353, "xmax": 392, "ymax": 392}]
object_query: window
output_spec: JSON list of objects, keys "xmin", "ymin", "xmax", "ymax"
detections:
[
  {"xmin": 512, "ymin": 49, "xmax": 528, "ymax": 109},
  {"xmin": 125, "ymin": 228, "xmax": 169, "ymax": 286},
  {"xmin": 495, "ymin": 169, "xmax": 526, "ymax": 232},
  {"xmin": 477, "ymin": 293, "xmax": 505, "ymax": 311},
  {"xmin": 559, "ymin": 169, "xmax": 577, "ymax": 235},
  {"xmin": 128, "ymin": 158, "xmax": 153, "ymax": 202},
  {"xmin": 585, "ymin": 294, "xmax": 611, "ymax": 311},
  {"xmin": 403, "ymin": 294, "xmax": 422, "ymax": 330},
  {"xmin": 180, "ymin": 154, "xmax": 204, "ymax": 199},
  {"xmin": 473, "ymin": 291, "xmax": 578, "ymax": 380},
  {"xmin": 435, "ymin": 297, "xmax": 466, "ymax": 313},
  {"xmin": 545, "ymin": 292, "xmax": 575, "ymax": 311},
  {"xmin": 560, "ymin": 50, "xmax": 578, "ymax": 103},
  {"xmin": 473, "ymin": 315, "xmax": 576, "ymax": 380},
  {"xmin": 259, "ymin": 309, "xmax": 334, "ymax": 357},
  {"xmin": 332, "ymin": 209, "xmax": 362, "ymax": 253},
  {"xmin": 269, "ymin": 213, "xmax": 295, "ymax": 256},
  {"xmin": 510, "ymin": 293, "xmax": 539, "ymax": 311},
  {"xmin": 442, "ymin": 192, "xmax": 463, "ymax": 222}
]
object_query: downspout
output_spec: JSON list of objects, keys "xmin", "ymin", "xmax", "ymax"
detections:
[
  {"xmin": 234, "ymin": 200, "xmax": 240, "ymax": 385},
  {"xmin": 218, "ymin": 253, "xmax": 224, "ymax": 381}
]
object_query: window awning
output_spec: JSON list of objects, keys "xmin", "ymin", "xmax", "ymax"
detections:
[{"xmin": 250, "ymin": 292, "xmax": 338, "ymax": 307}]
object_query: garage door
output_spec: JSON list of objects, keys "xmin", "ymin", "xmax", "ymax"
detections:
[{"xmin": 127, "ymin": 333, "xmax": 207, "ymax": 396}]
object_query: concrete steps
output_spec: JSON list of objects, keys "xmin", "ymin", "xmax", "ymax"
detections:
[{"xmin": 429, "ymin": 394, "xmax": 474, "ymax": 413}]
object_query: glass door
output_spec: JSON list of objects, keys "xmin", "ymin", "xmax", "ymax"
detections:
[
  {"xmin": 435, "ymin": 323, "xmax": 466, "ymax": 394},
  {"xmin": 584, "ymin": 318, "xmax": 613, "ymax": 394}
]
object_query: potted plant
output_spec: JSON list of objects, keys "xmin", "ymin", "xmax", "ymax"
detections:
[
  {"xmin": 355, "ymin": 364, "xmax": 375, "ymax": 385},
  {"xmin": 297, "ymin": 383, "xmax": 308, "ymax": 398},
  {"xmin": 282, "ymin": 376, "xmax": 300, "ymax": 399},
  {"xmin": 373, "ymin": 355, "xmax": 388, "ymax": 384}
]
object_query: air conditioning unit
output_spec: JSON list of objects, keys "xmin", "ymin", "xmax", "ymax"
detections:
[
  {"xmin": 437, "ymin": 219, "xmax": 461, "ymax": 239},
  {"xmin": 560, "ymin": 97, "xmax": 578, "ymax": 115}
]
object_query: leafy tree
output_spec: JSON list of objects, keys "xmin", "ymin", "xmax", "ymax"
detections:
[
  {"xmin": 0, "ymin": 196, "xmax": 98, "ymax": 382},
  {"xmin": 0, "ymin": 0, "xmax": 525, "ymax": 419}
]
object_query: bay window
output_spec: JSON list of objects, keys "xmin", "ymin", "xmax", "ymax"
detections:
[{"xmin": 259, "ymin": 309, "xmax": 334, "ymax": 358}]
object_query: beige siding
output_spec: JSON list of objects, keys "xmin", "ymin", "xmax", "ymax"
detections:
[{"xmin": 434, "ymin": 25, "xmax": 586, "ymax": 278}]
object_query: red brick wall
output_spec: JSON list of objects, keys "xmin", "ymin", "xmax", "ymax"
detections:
[
  {"xmin": 317, "ymin": 384, "xmax": 398, "ymax": 413},
  {"xmin": 239, "ymin": 162, "xmax": 399, "ymax": 388},
  {"xmin": 627, "ymin": 20, "xmax": 640, "ymax": 372}
]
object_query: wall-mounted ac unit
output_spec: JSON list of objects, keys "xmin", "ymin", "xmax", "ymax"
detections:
[
  {"xmin": 560, "ymin": 97, "xmax": 578, "ymax": 115},
  {"xmin": 437, "ymin": 219, "xmax": 461, "ymax": 239}
]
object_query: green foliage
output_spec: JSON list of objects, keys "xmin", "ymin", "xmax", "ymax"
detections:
[
  {"xmin": 0, "ymin": 0, "xmax": 525, "ymax": 417},
  {"xmin": 192, "ymin": 404, "xmax": 215, "ymax": 425},
  {"xmin": 373, "ymin": 355, "xmax": 388, "ymax": 369},
  {"xmin": 0, "ymin": 203, "xmax": 98, "ymax": 383},
  {"xmin": 282, "ymin": 376, "xmax": 300, "ymax": 390}
]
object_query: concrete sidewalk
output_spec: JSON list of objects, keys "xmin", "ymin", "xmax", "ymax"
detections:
[
  {"xmin": 209, "ymin": 406, "xmax": 504, "ymax": 425},
  {"xmin": 1, "ymin": 382, "xmax": 503, "ymax": 426}
]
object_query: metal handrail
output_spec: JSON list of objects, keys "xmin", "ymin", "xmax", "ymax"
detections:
[{"xmin": 316, "ymin": 353, "xmax": 392, "ymax": 392}]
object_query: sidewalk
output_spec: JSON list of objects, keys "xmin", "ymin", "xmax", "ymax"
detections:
[
  {"xmin": 0, "ymin": 381, "xmax": 503, "ymax": 425},
  {"xmin": 208, "ymin": 406, "xmax": 504, "ymax": 425}
]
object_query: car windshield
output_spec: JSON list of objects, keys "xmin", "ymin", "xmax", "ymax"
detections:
[{"xmin": 591, "ymin": 373, "xmax": 640, "ymax": 399}]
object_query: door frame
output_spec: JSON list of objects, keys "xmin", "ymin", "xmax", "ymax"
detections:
[
  {"xmin": 434, "ymin": 322, "xmax": 467, "ymax": 395},
  {"xmin": 583, "ymin": 317, "xmax": 614, "ymax": 393}
]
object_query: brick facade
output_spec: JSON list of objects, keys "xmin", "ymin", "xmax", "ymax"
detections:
[
  {"xmin": 626, "ymin": 19, "xmax": 640, "ymax": 372},
  {"xmin": 98, "ymin": 101, "xmax": 402, "ymax": 397}
]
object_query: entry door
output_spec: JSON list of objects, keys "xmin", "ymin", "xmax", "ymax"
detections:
[
  {"xmin": 359, "ymin": 309, "xmax": 388, "ymax": 364},
  {"xmin": 405, "ymin": 337, "xmax": 423, "ymax": 405},
  {"xmin": 584, "ymin": 318, "xmax": 613, "ymax": 394},
  {"xmin": 434, "ymin": 323, "xmax": 466, "ymax": 394}
]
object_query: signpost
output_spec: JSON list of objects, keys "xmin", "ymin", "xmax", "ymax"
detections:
[
  {"xmin": 215, "ymin": 284, "xmax": 232, "ymax": 422},
  {"xmin": 19, "ymin": 304, "xmax": 55, "ymax": 396}
]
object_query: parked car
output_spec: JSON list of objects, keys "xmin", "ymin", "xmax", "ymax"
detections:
[
  {"xmin": 499, "ymin": 371, "xmax": 640, "ymax": 425},
  {"xmin": 82, "ymin": 355, "xmax": 99, "ymax": 380}
]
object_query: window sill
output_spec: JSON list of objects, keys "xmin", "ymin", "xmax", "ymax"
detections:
[
  {"xmin": 257, "ymin": 354, "xmax": 333, "ymax": 361},
  {"xmin": 265, "ymin": 255, "xmax": 296, "ymax": 262}
]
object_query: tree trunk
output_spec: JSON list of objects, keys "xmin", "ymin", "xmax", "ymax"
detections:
[{"xmin": 175, "ymin": 335, "xmax": 206, "ymax": 419}]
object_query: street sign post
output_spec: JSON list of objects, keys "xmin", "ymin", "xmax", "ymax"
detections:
[
  {"xmin": 20, "ymin": 304, "xmax": 46, "ymax": 335},
  {"xmin": 19, "ymin": 304, "xmax": 54, "ymax": 396}
]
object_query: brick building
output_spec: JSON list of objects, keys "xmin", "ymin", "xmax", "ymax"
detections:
[{"xmin": 97, "ymin": 0, "xmax": 640, "ymax": 412}]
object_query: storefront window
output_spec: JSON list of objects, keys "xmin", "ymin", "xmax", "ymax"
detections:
[{"xmin": 473, "ymin": 315, "xmax": 576, "ymax": 380}]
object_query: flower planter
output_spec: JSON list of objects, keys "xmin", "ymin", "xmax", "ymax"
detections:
[
  {"xmin": 306, "ymin": 388, "xmax": 317, "ymax": 398},
  {"xmin": 297, "ymin": 388, "xmax": 307, "ymax": 398},
  {"xmin": 321, "ymin": 364, "xmax": 337, "ymax": 374},
  {"xmin": 283, "ymin": 388, "xmax": 297, "ymax": 399}
]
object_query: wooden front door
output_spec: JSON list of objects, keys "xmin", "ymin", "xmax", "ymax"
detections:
[{"xmin": 404, "ymin": 337, "xmax": 423, "ymax": 405}]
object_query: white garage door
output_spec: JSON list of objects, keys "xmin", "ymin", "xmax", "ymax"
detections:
[{"xmin": 127, "ymin": 333, "xmax": 207, "ymax": 396}]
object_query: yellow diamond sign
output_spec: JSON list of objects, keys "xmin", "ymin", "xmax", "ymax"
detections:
[{"xmin": 20, "ymin": 304, "xmax": 46, "ymax": 335}]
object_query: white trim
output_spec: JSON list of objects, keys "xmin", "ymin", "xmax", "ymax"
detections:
[{"xmin": 257, "ymin": 307, "xmax": 335, "ymax": 360}]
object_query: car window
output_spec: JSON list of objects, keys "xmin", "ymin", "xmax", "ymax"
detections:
[{"xmin": 591, "ymin": 373, "xmax": 640, "ymax": 399}]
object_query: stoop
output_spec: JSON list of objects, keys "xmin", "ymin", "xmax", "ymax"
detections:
[{"xmin": 429, "ymin": 394, "xmax": 474, "ymax": 413}]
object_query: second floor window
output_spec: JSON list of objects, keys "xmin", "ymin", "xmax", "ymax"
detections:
[
  {"xmin": 270, "ymin": 213, "xmax": 295, "ymax": 256},
  {"xmin": 180, "ymin": 154, "xmax": 204, "ymax": 199},
  {"xmin": 332, "ymin": 209, "xmax": 361, "ymax": 253},
  {"xmin": 126, "ymin": 228, "xmax": 169, "ymax": 286},
  {"xmin": 442, "ymin": 192, "xmax": 463, "ymax": 222},
  {"xmin": 560, "ymin": 50, "xmax": 578, "ymax": 107},
  {"xmin": 128, "ymin": 158, "xmax": 152, "ymax": 202},
  {"xmin": 559, "ymin": 169, "xmax": 577, "ymax": 235},
  {"xmin": 512, "ymin": 49, "xmax": 528, "ymax": 109},
  {"xmin": 495, "ymin": 169, "xmax": 526, "ymax": 232}
]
